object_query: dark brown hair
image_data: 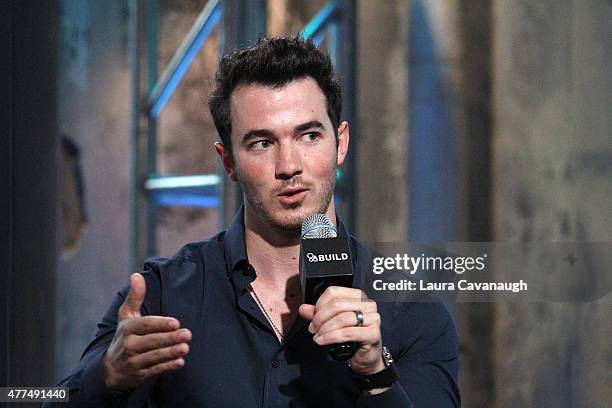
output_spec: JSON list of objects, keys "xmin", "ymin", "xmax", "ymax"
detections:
[{"xmin": 209, "ymin": 36, "xmax": 342, "ymax": 151}]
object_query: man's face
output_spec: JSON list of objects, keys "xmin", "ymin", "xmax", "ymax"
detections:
[{"xmin": 216, "ymin": 77, "xmax": 349, "ymax": 231}]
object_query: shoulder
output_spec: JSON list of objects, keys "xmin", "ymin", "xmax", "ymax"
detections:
[
  {"xmin": 137, "ymin": 232, "xmax": 228, "ymax": 315},
  {"xmin": 143, "ymin": 231, "xmax": 226, "ymax": 273},
  {"xmin": 139, "ymin": 231, "xmax": 228, "ymax": 293}
]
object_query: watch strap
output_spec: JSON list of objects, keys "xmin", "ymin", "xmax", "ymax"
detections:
[{"xmin": 352, "ymin": 347, "xmax": 400, "ymax": 390}]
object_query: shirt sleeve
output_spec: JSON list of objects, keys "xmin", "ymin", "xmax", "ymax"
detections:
[
  {"xmin": 357, "ymin": 301, "xmax": 461, "ymax": 408},
  {"xmin": 355, "ymin": 382, "xmax": 413, "ymax": 407},
  {"xmin": 46, "ymin": 270, "xmax": 161, "ymax": 407},
  {"xmin": 398, "ymin": 301, "xmax": 461, "ymax": 406}
]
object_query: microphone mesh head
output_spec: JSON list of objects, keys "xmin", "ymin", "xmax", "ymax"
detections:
[{"xmin": 301, "ymin": 213, "xmax": 338, "ymax": 239}]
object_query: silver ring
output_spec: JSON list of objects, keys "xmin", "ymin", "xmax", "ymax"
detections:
[{"xmin": 354, "ymin": 310, "xmax": 364, "ymax": 327}]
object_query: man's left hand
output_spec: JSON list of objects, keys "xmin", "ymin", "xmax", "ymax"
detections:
[{"xmin": 298, "ymin": 286, "xmax": 385, "ymax": 376}]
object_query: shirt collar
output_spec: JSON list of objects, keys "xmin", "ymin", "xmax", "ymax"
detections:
[
  {"xmin": 335, "ymin": 214, "xmax": 350, "ymax": 238},
  {"xmin": 223, "ymin": 205, "xmax": 249, "ymax": 274}
]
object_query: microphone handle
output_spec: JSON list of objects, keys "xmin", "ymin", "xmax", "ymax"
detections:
[{"xmin": 330, "ymin": 341, "xmax": 356, "ymax": 361}]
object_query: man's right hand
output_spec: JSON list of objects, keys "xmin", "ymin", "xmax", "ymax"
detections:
[{"xmin": 102, "ymin": 273, "xmax": 192, "ymax": 390}]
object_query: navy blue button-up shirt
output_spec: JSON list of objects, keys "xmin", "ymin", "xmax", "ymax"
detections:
[{"xmin": 55, "ymin": 208, "xmax": 460, "ymax": 407}]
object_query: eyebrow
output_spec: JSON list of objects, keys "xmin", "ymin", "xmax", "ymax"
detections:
[
  {"xmin": 294, "ymin": 120, "xmax": 325, "ymax": 133},
  {"xmin": 240, "ymin": 120, "xmax": 326, "ymax": 144}
]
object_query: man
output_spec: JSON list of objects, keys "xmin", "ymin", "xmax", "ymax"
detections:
[{"xmin": 54, "ymin": 36, "xmax": 459, "ymax": 407}]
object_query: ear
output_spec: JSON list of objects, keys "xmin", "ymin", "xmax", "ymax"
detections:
[
  {"xmin": 336, "ymin": 121, "xmax": 350, "ymax": 166},
  {"xmin": 215, "ymin": 142, "xmax": 239, "ymax": 182}
]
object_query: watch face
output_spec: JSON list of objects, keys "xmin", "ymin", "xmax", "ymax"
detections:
[{"xmin": 382, "ymin": 346, "xmax": 393, "ymax": 366}]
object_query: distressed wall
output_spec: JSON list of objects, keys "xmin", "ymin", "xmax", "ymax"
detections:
[
  {"xmin": 356, "ymin": 0, "xmax": 410, "ymax": 242},
  {"xmin": 56, "ymin": 0, "xmax": 131, "ymax": 379},
  {"xmin": 492, "ymin": 0, "xmax": 612, "ymax": 406}
]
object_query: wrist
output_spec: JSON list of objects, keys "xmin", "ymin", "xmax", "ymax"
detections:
[
  {"xmin": 349, "ymin": 356, "xmax": 385, "ymax": 376},
  {"xmin": 102, "ymin": 352, "xmax": 124, "ymax": 390},
  {"xmin": 351, "ymin": 346, "xmax": 400, "ymax": 391}
]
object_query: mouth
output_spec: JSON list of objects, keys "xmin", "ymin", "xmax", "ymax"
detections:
[{"xmin": 277, "ymin": 188, "xmax": 309, "ymax": 205}]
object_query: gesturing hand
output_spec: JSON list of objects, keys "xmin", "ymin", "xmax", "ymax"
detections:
[{"xmin": 102, "ymin": 273, "xmax": 192, "ymax": 390}]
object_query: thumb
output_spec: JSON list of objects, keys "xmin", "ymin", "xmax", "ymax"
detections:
[
  {"xmin": 119, "ymin": 273, "xmax": 146, "ymax": 320},
  {"xmin": 298, "ymin": 304, "xmax": 315, "ymax": 321}
]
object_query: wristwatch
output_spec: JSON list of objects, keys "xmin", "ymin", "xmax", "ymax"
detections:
[{"xmin": 352, "ymin": 346, "xmax": 400, "ymax": 390}]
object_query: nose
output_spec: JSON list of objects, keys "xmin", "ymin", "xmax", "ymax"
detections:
[{"xmin": 275, "ymin": 143, "xmax": 302, "ymax": 180}]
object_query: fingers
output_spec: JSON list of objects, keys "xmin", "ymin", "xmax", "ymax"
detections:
[
  {"xmin": 118, "ymin": 273, "xmax": 147, "ymax": 320},
  {"xmin": 313, "ymin": 324, "xmax": 380, "ymax": 346},
  {"xmin": 130, "ymin": 342, "xmax": 190, "ymax": 370},
  {"xmin": 103, "ymin": 321, "xmax": 191, "ymax": 389},
  {"xmin": 309, "ymin": 297, "xmax": 377, "ymax": 334},
  {"xmin": 122, "ymin": 315, "xmax": 181, "ymax": 335},
  {"xmin": 311, "ymin": 311, "xmax": 380, "ymax": 346},
  {"xmin": 315, "ymin": 311, "xmax": 380, "ymax": 337},
  {"xmin": 304, "ymin": 287, "xmax": 384, "ymax": 375},
  {"xmin": 124, "ymin": 328, "xmax": 192, "ymax": 354},
  {"xmin": 111, "ymin": 355, "xmax": 187, "ymax": 388},
  {"xmin": 306, "ymin": 286, "xmax": 372, "ymax": 330},
  {"xmin": 303, "ymin": 286, "xmax": 381, "ymax": 348},
  {"xmin": 315, "ymin": 286, "xmax": 368, "ymax": 310},
  {"xmin": 139, "ymin": 357, "xmax": 186, "ymax": 379}
]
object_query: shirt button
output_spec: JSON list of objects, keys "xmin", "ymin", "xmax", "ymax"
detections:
[{"xmin": 271, "ymin": 359, "xmax": 280, "ymax": 368}]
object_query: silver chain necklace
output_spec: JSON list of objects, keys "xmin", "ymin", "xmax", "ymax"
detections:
[{"xmin": 248, "ymin": 283, "xmax": 285, "ymax": 340}]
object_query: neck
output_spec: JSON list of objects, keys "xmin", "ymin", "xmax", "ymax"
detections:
[
  {"xmin": 244, "ymin": 208, "xmax": 299, "ymax": 286},
  {"xmin": 243, "ymin": 201, "xmax": 338, "ymax": 287},
  {"xmin": 245, "ymin": 231, "xmax": 299, "ymax": 286}
]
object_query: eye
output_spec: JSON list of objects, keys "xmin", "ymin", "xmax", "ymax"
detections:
[
  {"xmin": 250, "ymin": 139, "xmax": 273, "ymax": 150},
  {"xmin": 303, "ymin": 132, "xmax": 320, "ymax": 142}
]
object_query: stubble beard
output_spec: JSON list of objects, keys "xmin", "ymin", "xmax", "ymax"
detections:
[{"xmin": 240, "ymin": 173, "xmax": 336, "ymax": 232}]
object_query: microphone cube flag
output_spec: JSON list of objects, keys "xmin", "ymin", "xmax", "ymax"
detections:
[{"xmin": 299, "ymin": 237, "xmax": 354, "ymax": 305}]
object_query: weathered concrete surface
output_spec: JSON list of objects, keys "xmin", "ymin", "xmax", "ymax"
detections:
[
  {"xmin": 455, "ymin": 1, "xmax": 496, "ymax": 406},
  {"xmin": 492, "ymin": 0, "xmax": 612, "ymax": 406},
  {"xmin": 266, "ymin": 0, "xmax": 325, "ymax": 37},
  {"xmin": 56, "ymin": 0, "xmax": 132, "ymax": 379},
  {"xmin": 356, "ymin": 2, "xmax": 496, "ymax": 406},
  {"xmin": 356, "ymin": 0, "xmax": 410, "ymax": 242}
]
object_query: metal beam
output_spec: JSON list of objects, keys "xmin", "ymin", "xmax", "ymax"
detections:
[
  {"xmin": 147, "ymin": 0, "xmax": 222, "ymax": 118},
  {"xmin": 145, "ymin": 174, "xmax": 220, "ymax": 208},
  {"xmin": 146, "ymin": 0, "xmax": 159, "ymax": 258},
  {"xmin": 301, "ymin": 0, "xmax": 339, "ymax": 44},
  {"xmin": 129, "ymin": 0, "xmax": 142, "ymax": 273}
]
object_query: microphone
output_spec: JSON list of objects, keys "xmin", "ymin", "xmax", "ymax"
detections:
[{"xmin": 300, "ymin": 214, "xmax": 356, "ymax": 361}]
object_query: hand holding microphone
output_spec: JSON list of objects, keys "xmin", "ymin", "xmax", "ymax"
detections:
[
  {"xmin": 298, "ymin": 214, "xmax": 385, "ymax": 375},
  {"xmin": 298, "ymin": 287, "xmax": 385, "ymax": 375}
]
